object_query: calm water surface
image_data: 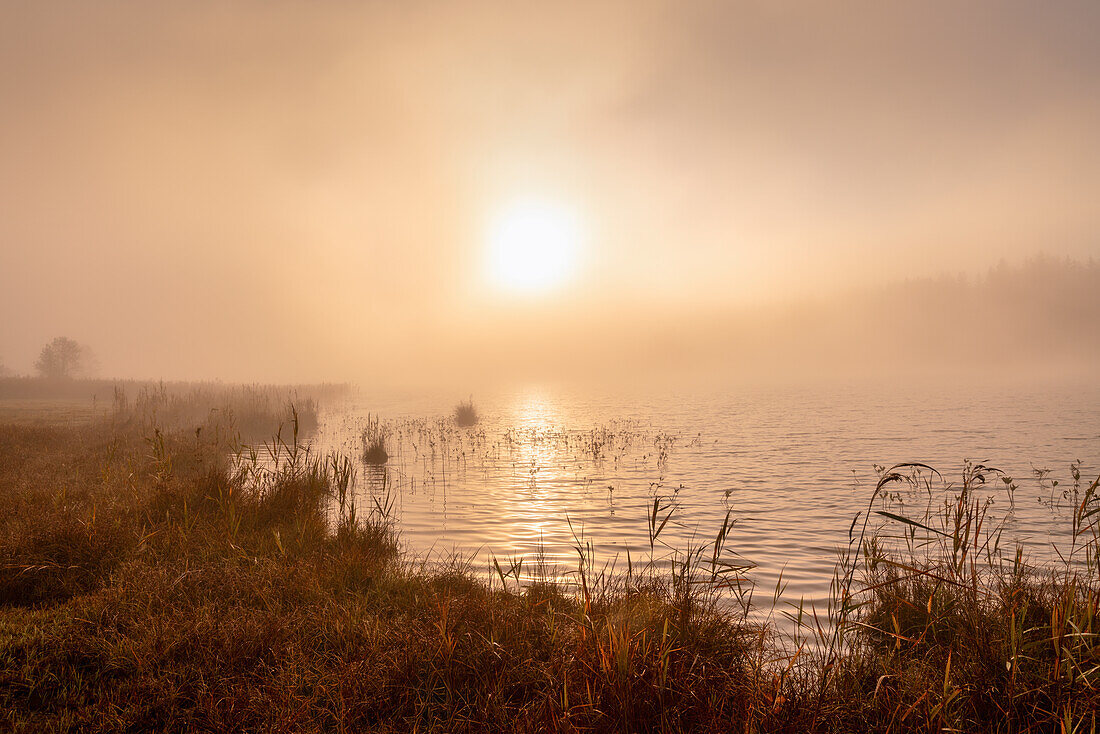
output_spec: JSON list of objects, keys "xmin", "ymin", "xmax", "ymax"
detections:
[{"xmin": 309, "ymin": 380, "xmax": 1100, "ymax": 624}]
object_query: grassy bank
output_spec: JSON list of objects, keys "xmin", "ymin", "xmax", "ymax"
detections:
[
  {"xmin": 0, "ymin": 392, "xmax": 1096, "ymax": 732},
  {"xmin": 0, "ymin": 378, "xmax": 348, "ymax": 438}
]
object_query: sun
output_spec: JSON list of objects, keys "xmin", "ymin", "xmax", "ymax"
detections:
[{"xmin": 486, "ymin": 197, "xmax": 583, "ymax": 294}]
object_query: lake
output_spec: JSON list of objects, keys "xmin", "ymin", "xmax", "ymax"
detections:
[{"xmin": 308, "ymin": 378, "xmax": 1100, "ymax": 629}]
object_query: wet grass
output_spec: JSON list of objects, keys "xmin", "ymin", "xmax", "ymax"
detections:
[{"xmin": 0, "ymin": 397, "xmax": 1097, "ymax": 732}]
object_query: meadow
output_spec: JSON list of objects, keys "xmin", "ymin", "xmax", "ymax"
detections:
[{"xmin": 0, "ymin": 381, "xmax": 1097, "ymax": 732}]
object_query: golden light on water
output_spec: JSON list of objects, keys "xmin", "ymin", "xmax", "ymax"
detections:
[
  {"xmin": 501, "ymin": 392, "xmax": 576, "ymax": 563},
  {"xmin": 485, "ymin": 197, "xmax": 584, "ymax": 295},
  {"xmin": 512, "ymin": 390, "xmax": 560, "ymax": 431},
  {"xmin": 507, "ymin": 391, "xmax": 565, "ymax": 496}
]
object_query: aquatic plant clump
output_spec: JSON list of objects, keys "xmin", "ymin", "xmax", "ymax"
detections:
[
  {"xmin": 361, "ymin": 413, "xmax": 389, "ymax": 464},
  {"xmin": 453, "ymin": 397, "xmax": 479, "ymax": 427}
]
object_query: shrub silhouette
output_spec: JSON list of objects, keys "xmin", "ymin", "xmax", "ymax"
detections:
[{"xmin": 34, "ymin": 337, "xmax": 90, "ymax": 379}]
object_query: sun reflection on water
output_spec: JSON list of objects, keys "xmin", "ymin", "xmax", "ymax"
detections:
[{"xmin": 309, "ymin": 384, "xmax": 1099, "ymax": 638}]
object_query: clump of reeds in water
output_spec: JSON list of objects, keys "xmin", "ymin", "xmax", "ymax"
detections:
[
  {"xmin": 361, "ymin": 413, "xmax": 388, "ymax": 465},
  {"xmin": 453, "ymin": 397, "xmax": 479, "ymax": 427}
]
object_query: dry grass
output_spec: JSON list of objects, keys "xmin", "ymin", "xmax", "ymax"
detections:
[
  {"xmin": 0, "ymin": 377, "xmax": 348, "ymax": 440},
  {"xmin": 0, "ymin": 398, "xmax": 1097, "ymax": 732}
]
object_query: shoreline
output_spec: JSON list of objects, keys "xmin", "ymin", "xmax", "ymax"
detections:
[{"xmin": 1, "ymin": 386, "xmax": 1097, "ymax": 730}]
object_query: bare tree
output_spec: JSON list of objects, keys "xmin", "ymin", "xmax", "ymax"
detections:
[{"xmin": 35, "ymin": 337, "xmax": 90, "ymax": 379}]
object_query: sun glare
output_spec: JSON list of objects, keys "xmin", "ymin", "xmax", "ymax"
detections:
[{"xmin": 486, "ymin": 197, "xmax": 583, "ymax": 294}]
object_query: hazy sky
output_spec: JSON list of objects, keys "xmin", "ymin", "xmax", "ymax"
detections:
[{"xmin": 1, "ymin": 1, "xmax": 1098, "ymax": 382}]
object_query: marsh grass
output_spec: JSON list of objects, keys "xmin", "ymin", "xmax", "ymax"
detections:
[
  {"xmin": 0, "ymin": 377, "xmax": 346, "ymax": 441},
  {"xmin": 809, "ymin": 461, "xmax": 1100, "ymax": 730},
  {"xmin": 0, "ymin": 398, "xmax": 1097, "ymax": 732}
]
